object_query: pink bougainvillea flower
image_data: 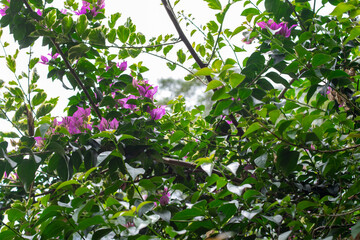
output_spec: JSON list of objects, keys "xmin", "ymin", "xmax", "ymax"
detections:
[
  {"xmin": 118, "ymin": 95, "xmax": 138, "ymax": 110},
  {"xmin": 96, "ymin": 118, "xmax": 119, "ymax": 131},
  {"xmin": 48, "ymin": 53, "xmax": 59, "ymax": 59},
  {"xmin": 117, "ymin": 61, "xmax": 127, "ymax": 71},
  {"xmin": 39, "ymin": 56, "xmax": 49, "ymax": 65},
  {"xmin": 60, "ymin": 9, "xmax": 67, "ymax": 14},
  {"xmin": 57, "ymin": 107, "xmax": 92, "ymax": 135},
  {"xmin": 90, "ymin": 0, "xmax": 105, "ymax": 17},
  {"xmin": 132, "ymin": 79, "xmax": 158, "ymax": 99},
  {"xmin": 159, "ymin": 187, "xmax": 171, "ymax": 206},
  {"xmin": 148, "ymin": 105, "xmax": 166, "ymax": 120},
  {"xmin": 257, "ymin": 19, "xmax": 297, "ymax": 38},
  {"xmin": 36, "ymin": 9, "xmax": 42, "ymax": 16},
  {"xmin": 0, "ymin": 0, "xmax": 9, "ymax": 17},
  {"xmin": 75, "ymin": 0, "xmax": 91, "ymax": 15},
  {"xmin": 34, "ymin": 137, "xmax": 46, "ymax": 148}
]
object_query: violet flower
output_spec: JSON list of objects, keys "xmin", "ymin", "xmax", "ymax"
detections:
[
  {"xmin": 257, "ymin": 20, "xmax": 297, "ymax": 38},
  {"xmin": 39, "ymin": 56, "xmax": 49, "ymax": 65},
  {"xmin": 48, "ymin": 53, "xmax": 59, "ymax": 59},
  {"xmin": 0, "ymin": 0, "xmax": 9, "ymax": 17},
  {"xmin": 117, "ymin": 61, "xmax": 127, "ymax": 71},
  {"xmin": 61, "ymin": 9, "xmax": 67, "ymax": 14},
  {"xmin": 36, "ymin": 9, "xmax": 42, "ymax": 16},
  {"xmin": 148, "ymin": 105, "xmax": 166, "ymax": 120},
  {"xmin": 96, "ymin": 117, "xmax": 119, "ymax": 131},
  {"xmin": 58, "ymin": 107, "xmax": 92, "ymax": 135},
  {"xmin": 159, "ymin": 187, "xmax": 171, "ymax": 206},
  {"xmin": 75, "ymin": 0, "xmax": 91, "ymax": 15},
  {"xmin": 118, "ymin": 95, "xmax": 138, "ymax": 110},
  {"xmin": 34, "ymin": 137, "xmax": 46, "ymax": 148}
]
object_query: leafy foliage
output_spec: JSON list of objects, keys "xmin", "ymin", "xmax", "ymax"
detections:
[{"xmin": 0, "ymin": 0, "xmax": 360, "ymax": 239}]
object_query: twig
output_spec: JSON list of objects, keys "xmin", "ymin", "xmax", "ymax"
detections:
[
  {"xmin": 144, "ymin": 50, "xmax": 207, "ymax": 85},
  {"xmin": 112, "ymin": 39, "xmax": 182, "ymax": 49},
  {"xmin": 278, "ymin": 78, "xmax": 296, "ymax": 99},
  {"xmin": 22, "ymin": 0, "xmax": 102, "ymax": 119}
]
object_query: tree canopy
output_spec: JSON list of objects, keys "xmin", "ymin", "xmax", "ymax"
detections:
[{"xmin": 0, "ymin": 0, "xmax": 360, "ymax": 239}]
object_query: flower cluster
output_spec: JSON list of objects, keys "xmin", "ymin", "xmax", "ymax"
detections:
[
  {"xmin": 257, "ymin": 20, "xmax": 297, "ymax": 38},
  {"xmin": 2, "ymin": 171, "xmax": 19, "ymax": 182},
  {"xmin": 159, "ymin": 187, "xmax": 171, "ymax": 206},
  {"xmin": 96, "ymin": 117, "xmax": 119, "ymax": 132},
  {"xmin": 116, "ymin": 78, "xmax": 166, "ymax": 120},
  {"xmin": 57, "ymin": 107, "xmax": 93, "ymax": 135},
  {"xmin": 75, "ymin": 0, "xmax": 105, "ymax": 17}
]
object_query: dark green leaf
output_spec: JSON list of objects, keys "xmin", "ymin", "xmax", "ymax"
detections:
[{"xmin": 276, "ymin": 147, "xmax": 299, "ymax": 175}]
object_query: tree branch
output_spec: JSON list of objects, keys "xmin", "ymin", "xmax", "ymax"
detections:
[
  {"xmin": 285, "ymin": 0, "xmax": 307, "ymax": 32},
  {"xmin": 161, "ymin": 0, "xmax": 212, "ymax": 83}
]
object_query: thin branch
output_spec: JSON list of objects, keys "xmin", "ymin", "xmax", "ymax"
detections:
[
  {"xmin": 161, "ymin": 0, "xmax": 212, "ymax": 83},
  {"xmin": 207, "ymin": 6, "xmax": 226, "ymax": 65},
  {"xmin": 315, "ymin": 144, "xmax": 360, "ymax": 153},
  {"xmin": 0, "ymin": 221, "xmax": 26, "ymax": 239},
  {"xmin": 22, "ymin": 0, "xmax": 102, "ymax": 119},
  {"xmin": 112, "ymin": 39, "xmax": 182, "ymax": 49},
  {"xmin": 143, "ymin": 51, "xmax": 207, "ymax": 85},
  {"xmin": 278, "ymin": 78, "xmax": 296, "ymax": 99}
]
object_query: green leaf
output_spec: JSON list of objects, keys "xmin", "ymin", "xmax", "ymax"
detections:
[
  {"xmin": 194, "ymin": 67, "xmax": 212, "ymax": 76},
  {"xmin": 214, "ymin": 100, "xmax": 232, "ymax": 116},
  {"xmin": 77, "ymin": 215, "xmax": 105, "ymax": 230},
  {"xmin": 76, "ymin": 14, "xmax": 88, "ymax": 36},
  {"xmin": 10, "ymin": 0, "xmax": 23, "ymax": 14},
  {"xmin": 312, "ymin": 53, "xmax": 333, "ymax": 67},
  {"xmin": 6, "ymin": 208, "xmax": 25, "ymax": 222},
  {"xmin": 77, "ymin": 58, "xmax": 96, "ymax": 72},
  {"xmin": 276, "ymin": 147, "xmax": 299, "ymax": 175},
  {"xmin": 242, "ymin": 122, "xmax": 262, "ymax": 138},
  {"xmin": 31, "ymin": 91, "xmax": 47, "ymax": 106},
  {"xmin": 227, "ymin": 183, "xmax": 252, "ymax": 196},
  {"xmin": 68, "ymin": 43, "xmax": 90, "ymax": 60},
  {"xmin": 45, "ymin": 9, "xmax": 57, "ymax": 28},
  {"xmin": 36, "ymin": 103, "xmax": 54, "ymax": 118},
  {"xmin": 266, "ymin": 72, "xmax": 290, "ymax": 88},
  {"xmin": 230, "ymin": 73, "xmax": 245, "ymax": 88},
  {"xmin": 125, "ymin": 163, "xmax": 145, "ymax": 180},
  {"xmin": 97, "ymin": 151, "xmax": 112, "ymax": 166},
  {"xmin": 206, "ymin": 80, "xmax": 223, "ymax": 92},
  {"xmin": 330, "ymin": 2, "xmax": 356, "ymax": 18},
  {"xmin": 203, "ymin": 0, "xmax": 222, "ymax": 10},
  {"xmin": 42, "ymin": 220, "xmax": 69, "ymax": 238},
  {"xmin": 88, "ymin": 27, "xmax": 106, "ymax": 45},
  {"xmin": 351, "ymin": 221, "xmax": 360, "ymax": 238},
  {"xmin": 172, "ymin": 208, "xmax": 204, "ymax": 220},
  {"xmin": 17, "ymin": 158, "xmax": 38, "ymax": 190},
  {"xmin": 117, "ymin": 26, "xmax": 130, "ymax": 43},
  {"xmin": 170, "ymin": 130, "xmax": 186, "ymax": 143},
  {"xmin": 107, "ymin": 28, "xmax": 116, "ymax": 43},
  {"xmin": 55, "ymin": 180, "xmax": 80, "ymax": 191},
  {"xmin": 177, "ymin": 49, "xmax": 186, "ymax": 64},
  {"xmin": 297, "ymin": 200, "xmax": 317, "ymax": 210},
  {"xmin": 254, "ymin": 153, "xmax": 267, "ymax": 168},
  {"xmin": 345, "ymin": 26, "xmax": 360, "ymax": 44}
]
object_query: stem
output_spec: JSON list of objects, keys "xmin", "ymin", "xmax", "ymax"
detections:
[
  {"xmin": 113, "ymin": 39, "xmax": 182, "ymax": 49},
  {"xmin": 143, "ymin": 51, "xmax": 207, "ymax": 85},
  {"xmin": 0, "ymin": 221, "xmax": 26, "ymax": 239},
  {"xmin": 222, "ymin": 33, "xmax": 242, "ymax": 70}
]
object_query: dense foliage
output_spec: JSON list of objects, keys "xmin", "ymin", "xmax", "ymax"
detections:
[{"xmin": 0, "ymin": 0, "xmax": 360, "ymax": 239}]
